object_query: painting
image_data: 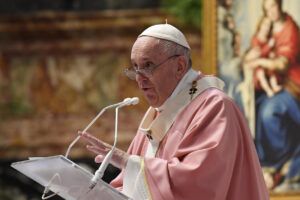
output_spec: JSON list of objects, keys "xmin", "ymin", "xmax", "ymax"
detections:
[{"xmin": 202, "ymin": 0, "xmax": 300, "ymax": 193}]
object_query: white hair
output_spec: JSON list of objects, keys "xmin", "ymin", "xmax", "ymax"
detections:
[{"xmin": 157, "ymin": 39, "xmax": 192, "ymax": 68}]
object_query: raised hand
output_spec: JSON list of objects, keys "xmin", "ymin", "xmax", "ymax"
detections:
[{"xmin": 79, "ymin": 131, "xmax": 129, "ymax": 169}]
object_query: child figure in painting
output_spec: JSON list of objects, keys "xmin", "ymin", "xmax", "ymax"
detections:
[{"xmin": 244, "ymin": 16, "xmax": 282, "ymax": 97}]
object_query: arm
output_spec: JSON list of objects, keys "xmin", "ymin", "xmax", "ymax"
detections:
[
  {"xmin": 244, "ymin": 47, "xmax": 261, "ymax": 62},
  {"xmin": 247, "ymin": 56, "xmax": 288, "ymax": 72}
]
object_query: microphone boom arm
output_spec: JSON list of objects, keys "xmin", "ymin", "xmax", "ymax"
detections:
[{"xmin": 64, "ymin": 98, "xmax": 136, "ymax": 158}]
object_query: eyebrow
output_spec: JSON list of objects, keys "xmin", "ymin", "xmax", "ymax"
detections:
[{"xmin": 131, "ymin": 56, "xmax": 154, "ymax": 64}]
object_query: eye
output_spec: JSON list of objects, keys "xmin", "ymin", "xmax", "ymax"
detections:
[
  {"xmin": 131, "ymin": 63, "xmax": 138, "ymax": 70},
  {"xmin": 144, "ymin": 61, "xmax": 154, "ymax": 69}
]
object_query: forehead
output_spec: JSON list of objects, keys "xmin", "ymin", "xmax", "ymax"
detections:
[
  {"xmin": 264, "ymin": 0, "xmax": 277, "ymax": 8},
  {"xmin": 131, "ymin": 37, "xmax": 162, "ymax": 58}
]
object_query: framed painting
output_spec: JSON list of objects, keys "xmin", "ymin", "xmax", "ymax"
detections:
[
  {"xmin": 202, "ymin": 0, "xmax": 300, "ymax": 88},
  {"xmin": 201, "ymin": 0, "xmax": 300, "ymax": 194}
]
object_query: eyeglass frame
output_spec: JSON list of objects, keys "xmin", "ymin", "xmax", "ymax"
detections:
[{"xmin": 124, "ymin": 54, "xmax": 181, "ymax": 80}]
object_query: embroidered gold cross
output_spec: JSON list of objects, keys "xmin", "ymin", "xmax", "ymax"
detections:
[
  {"xmin": 146, "ymin": 130, "xmax": 153, "ymax": 140},
  {"xmin": 189, "ymin": 80, "xmax": 198, "ymax": 100}
]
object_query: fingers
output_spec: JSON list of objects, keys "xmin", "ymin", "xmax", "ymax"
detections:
[
  {"xmin": 86, "ymin": 145, "xmax": 109, "ymax": 155},
  {"xmin": 78, "ymin": 131, "xmax": 124, "ymax": 166},
  {"xmin": 91, "ymin": 146, "xmax": 129, "ymax": 168},
  {"xmin": 78, "ymin": 131, "xmax": 100, "ymax": 147},
  {"xmin": 78, "ymin": 131, "xmax": 112, "ymax": 149},
  {"xmin": 86, "ymin": 145, "xmax": 101, "ymax": 154},
  {"xmin": 95, "ymin": 155, "xmax": 104, "ymax": 163}
]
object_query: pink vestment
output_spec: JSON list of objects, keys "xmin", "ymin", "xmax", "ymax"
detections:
[{"xmin": 111, "ymin": 76, "xmax": 269, "ymax": 200}]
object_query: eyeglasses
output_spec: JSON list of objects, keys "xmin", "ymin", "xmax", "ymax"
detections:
[{"xmin": 124, "ymin": 54, "xmax": 181, "ymax": 80}]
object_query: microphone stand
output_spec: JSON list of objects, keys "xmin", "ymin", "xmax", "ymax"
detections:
[
  {"xmin": 64, "ymin": 98, "xmax": 131, "ymax": 158},
  {"xmin": 89, "ymin": 105, "xmax": 120, "ymax": 189},
  {"xmin": 89, "ymin": 98, "xmax": 139, "ymax": 189}
]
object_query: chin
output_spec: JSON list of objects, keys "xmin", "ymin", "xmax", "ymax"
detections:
[
  {"xmin": 147, "ymin": 100, "xmax": 160, "ymax": 108},
  {"xmin": 145, "ymin": 97, "xmax": 161, "ymax": 108}
]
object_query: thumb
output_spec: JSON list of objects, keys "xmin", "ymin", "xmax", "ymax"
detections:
[{"xmin": 95, "ymin": 155, "xmax": 104, "ymax": 163}]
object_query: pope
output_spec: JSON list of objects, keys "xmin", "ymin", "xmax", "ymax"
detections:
[{"xmin": 80, "ymin": 23, "xmax": 269, "ymax": 200}]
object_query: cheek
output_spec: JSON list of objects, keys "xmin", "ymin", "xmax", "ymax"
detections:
[
  {"xmin": 147, "ymin": 67, "xmax": 178, "ymax": 106},
  {"xmin": 269, "ymin": 8, "xmax": 279, "ymax": 20},
  {"xmin": 154, "ymin": 72, "xmax": 177, "ymax": 96},
  {"xmin": 151, "ymin": 77, "xmax": 166, "ymax": 96}
]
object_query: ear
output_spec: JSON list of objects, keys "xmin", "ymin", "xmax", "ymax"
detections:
[{"xmin": 175, "ymin": 56, "xmax": 188, "ymax": 80}]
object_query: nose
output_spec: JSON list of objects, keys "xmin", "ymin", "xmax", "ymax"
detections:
[{"xmin": 135, "ymin": 71, "xmax": 148, "ymax": 82}]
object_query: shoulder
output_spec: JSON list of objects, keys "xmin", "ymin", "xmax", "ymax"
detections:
[
  {"xmin": 178, "ymin": 88, "xmax": 248, "ymax": 140},
  {"xmin": 284, "ymin": 14, "xmax": 299, "ymax": 31},
  {"xmin": 186, "ymin": 88, "xmax": 239, "ymax": 117},
  {"xmin": 196, "ymin": 88, "xmax": 235, "ymax": 107}
]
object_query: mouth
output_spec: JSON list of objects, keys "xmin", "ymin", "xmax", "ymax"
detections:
[
  {"xmin": 139, "ymin": 83, "xmax": 151, "ymax": 91},
  {"xmin": 138, "ymin": 82, "xmax": 153, "ymax": 93},
  {"xmin": 141, "ymin": 87, "xmax": 151, "ymax": 92},
  {"xmin": 139, "ymin": 84, "xmax": 155, "ymax": 94}
]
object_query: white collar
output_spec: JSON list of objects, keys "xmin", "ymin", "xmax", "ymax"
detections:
[
  {"xmin": 139, "ymin": 73, "xmax": 225, "ymax": 142},
  {"xmin": 156, "ymin": 68, "xmax": 199, "ymax": 112}
]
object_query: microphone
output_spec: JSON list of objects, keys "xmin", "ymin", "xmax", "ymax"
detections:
[
  {"xmin": 65, "ymin": 97, "xmax": 139, "ymax": 158},
  {"xmin": 130, "ymin": 97, "xmax": 139, "ymax": 105},
  {"xmin": 118, "ymin": 97, "xmax": 139, "ymax": 108},
  {"xmin": 89, "ymin": 97, "xmax": 139, "ymax": 189}
]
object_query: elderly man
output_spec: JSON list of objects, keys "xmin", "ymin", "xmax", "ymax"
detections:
[{"xmin": 80, "ymin": 24, "xmax": 269, "ymax": 200}]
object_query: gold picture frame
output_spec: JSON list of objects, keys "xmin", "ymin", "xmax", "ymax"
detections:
[{"xmin": 200, "ymin": 0, "xmax": 217, "ymax": 75}]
